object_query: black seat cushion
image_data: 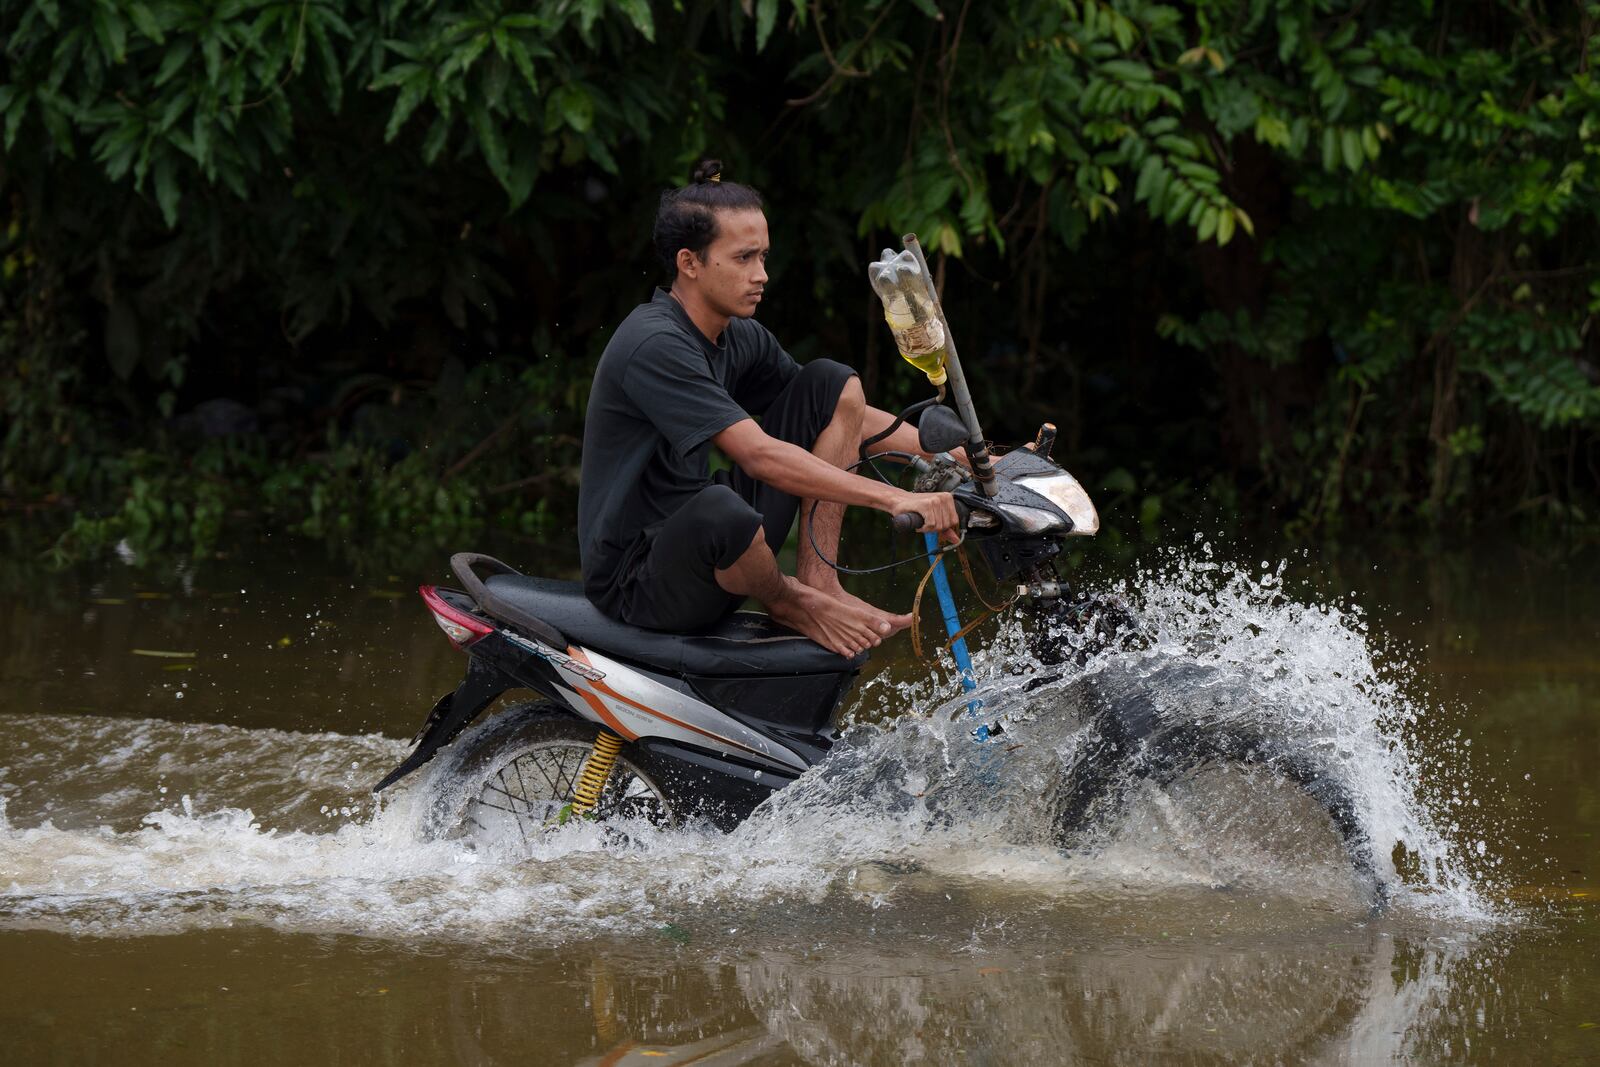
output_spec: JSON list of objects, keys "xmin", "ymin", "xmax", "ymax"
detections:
[{"xmin": 482, "ymin": 575, "xmax": 864, "ymax": 677}]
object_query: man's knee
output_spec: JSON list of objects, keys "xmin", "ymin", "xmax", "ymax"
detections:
[
  {"xmin": 690, "ymin": 485, "xmax": 764, "ymax": 568},
  {"xmin": 835, "ymin": 372, "xmax": 865, "ymax": 418},
  {"xmin": 794, "ymin": 359, "xmax": 861, "ymax": 432},
  {"xmin": 798, "ymin": 358, "xmax": 857, "ymax": 402}
]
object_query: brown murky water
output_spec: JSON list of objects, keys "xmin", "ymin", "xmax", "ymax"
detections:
[{"xmin": 1, "ymin": 531, "xmax": 1595, "ymax": 1064}]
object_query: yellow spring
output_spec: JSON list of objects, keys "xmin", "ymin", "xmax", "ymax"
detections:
[{"xmin": 570, "ymin": 730, "xmax": 624, "ymax": 816}]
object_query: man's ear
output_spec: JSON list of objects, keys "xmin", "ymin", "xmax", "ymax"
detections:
[{"xmin": 675, "ymin": 247, "xmax": 700, "ymax": 279}]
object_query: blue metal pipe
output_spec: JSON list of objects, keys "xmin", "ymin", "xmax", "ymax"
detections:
[{"xmin": 924, "ymin": 532, "xmax": 982, "ymax": 719}]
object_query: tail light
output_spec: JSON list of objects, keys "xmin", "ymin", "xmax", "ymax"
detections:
[{"xmin": 419, "ymin": 585, "xmax": 494, "ymax": 649}]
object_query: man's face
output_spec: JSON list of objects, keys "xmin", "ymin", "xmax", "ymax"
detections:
[{"xmin": 682, "ymin": 209, "xmax": 769, "ymax": 319}]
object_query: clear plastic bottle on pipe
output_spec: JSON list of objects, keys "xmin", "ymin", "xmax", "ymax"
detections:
[{"xmin": 867, "ymin": 248, "xmax": 948, "ymax": 386}]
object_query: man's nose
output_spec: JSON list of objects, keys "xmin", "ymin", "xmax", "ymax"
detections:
[{"xmin": 753, "ymin": 261, "xmax": 768, "ymax": 284}]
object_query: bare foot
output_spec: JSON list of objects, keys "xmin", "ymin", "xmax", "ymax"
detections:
[
  {"xmin": 798, "ymin": 571, "xmax": 913, "ymax": 638},
  {"xmin": 767, "ymin": 579, "xmax": 892, "ymax": 658},
  {"xmin": 827, "ymin": 584, "xmax": 912, "ymax": 637}
]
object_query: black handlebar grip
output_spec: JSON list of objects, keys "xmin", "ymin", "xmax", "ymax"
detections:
[{"xmin": 891, "ymin": 512, "xmax": 923, "ymax": 535}]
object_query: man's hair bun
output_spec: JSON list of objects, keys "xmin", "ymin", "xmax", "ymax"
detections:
[{"xmin": 691, "ymin": 159, "xmax": 724, "ymax": 184}]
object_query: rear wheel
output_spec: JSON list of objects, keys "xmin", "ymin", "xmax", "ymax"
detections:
[{"xmin": 419, "ymin": 701, "xmax": 677, "ymax": 846}]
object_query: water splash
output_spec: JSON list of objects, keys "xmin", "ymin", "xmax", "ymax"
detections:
[
  {"xmin": 743, "ymin": 543, "xmax": 1503, "ymax": 916},
  {"xmin": 1088, "ymin": 544, "xmax": 1501, "ymax": 915},
  {"xmin": 0, "ymin": 549, "xmax": 1505, "ymax": 942}
]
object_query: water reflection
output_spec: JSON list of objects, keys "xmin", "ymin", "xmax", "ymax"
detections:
[
  {"xmin": 582, "ymin": 925, "xmax": 1585, "ymax": 1067},
  {"xmin": 12, "ymin": 922, "xmax": 1582, "ymax": 1066},
  {"xmin": 737, "ymin": 933, "xmax": 1423, "ymax": 1065},
  {"xmin": 575, "ymin": 1031, "xmax": 782, "ymax": 1067}
]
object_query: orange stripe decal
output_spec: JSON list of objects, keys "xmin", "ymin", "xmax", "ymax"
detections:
[
  {"xmin": 573, "ymin": 686, "xmax": 638, "ymax": 740},
  {"xmin": 567, "ymin": 648, "xmax": 770, "ymax": 760},
  {"xmin": 565, "ymin": 648, "xmax": 638, "ymax": 740}
]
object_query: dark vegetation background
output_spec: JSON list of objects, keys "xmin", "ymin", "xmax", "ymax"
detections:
[{"xmin": 2, "ymin": 0, "xmax": 1598, "ymax": 563}]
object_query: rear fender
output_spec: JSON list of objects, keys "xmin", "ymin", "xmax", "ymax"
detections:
[{"xmin": 373, "ymin": 655, "xmax": 523, "ymax": 793}]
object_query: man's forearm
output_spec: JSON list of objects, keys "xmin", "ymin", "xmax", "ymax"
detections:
[
  {"xmin": 743, "ymin": 437, "xmax": 902, "ymax": 512},
  {"xmin": 714, "ymin": 416, "xmax": 957, "ymax": 527}
]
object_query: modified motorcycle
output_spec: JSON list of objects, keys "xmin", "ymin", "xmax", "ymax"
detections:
[{"xmin": 374, "ymin": 237, "xmax": 1385, "ymax": 904}]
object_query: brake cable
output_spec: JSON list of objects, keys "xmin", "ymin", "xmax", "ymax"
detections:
[
  {"xmin": 860, "ymin": 395, "xmax": 943, "ymax": 459},
  {"xmin": 804, "ymin": 444, "xmax": 1022, "ymax": 658},
  {"xmin": 803, "ymin": 452, "xmax": 967, "ymax": 575},
  {"xmin": 863, "ymin": 397, "xmax": 939, "ymax": 478}
]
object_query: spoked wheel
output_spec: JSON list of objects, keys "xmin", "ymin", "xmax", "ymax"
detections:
[{"xmin": 419, "ymin": 701, "xmax": 677, "ymax": 846}]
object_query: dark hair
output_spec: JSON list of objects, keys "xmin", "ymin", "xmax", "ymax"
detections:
[{"xmin": 652, "ymin": 159, "xmax": 764, "ymax": 275}]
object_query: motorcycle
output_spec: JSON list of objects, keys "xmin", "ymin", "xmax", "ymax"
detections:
[
  {"xmin": 372, "ymin": 404, "xmax": 1383, "ymax": 903},
  {"xmin": 374, "ymin": 235, "xmax": 1385, "ymax": 904}
]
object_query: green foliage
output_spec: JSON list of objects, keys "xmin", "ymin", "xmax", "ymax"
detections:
[
  {"xmin": 3, "ymin": 0, "xmax": 1599, "ymax": 558},
  {"xmin": 41, "ymin": 358, "xmax": 571, "ymax": 564}
]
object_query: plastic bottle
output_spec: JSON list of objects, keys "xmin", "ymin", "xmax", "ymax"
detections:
[{"xmin": 867, "ymin": 248, "xmax": 948, "ymax": 386}]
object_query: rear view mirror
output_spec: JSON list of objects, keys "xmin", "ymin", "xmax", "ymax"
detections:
[{"xmin": 918, "ymin": 404, "xmax": 969, "ymax": 454}]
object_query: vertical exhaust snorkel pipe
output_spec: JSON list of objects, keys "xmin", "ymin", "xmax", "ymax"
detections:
[{"xmin": 900, "ymin": 233, "xmax": 1000, "ymax": 499}]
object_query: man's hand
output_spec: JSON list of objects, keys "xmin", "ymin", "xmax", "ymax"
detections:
[{"xmin": 889, "ymin": 490, "xmax": 961, "ymax": 539}]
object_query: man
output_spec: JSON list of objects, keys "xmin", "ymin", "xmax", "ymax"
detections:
[{"xmin": 578, "ymin": 161, "xmax": 960, "ymax": 659}]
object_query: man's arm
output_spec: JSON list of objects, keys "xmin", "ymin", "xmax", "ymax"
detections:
[
  {"xmin": 714, "ymin": 419, "xmax": 960, "ymax": 532},
  {"xmin": 863, "ymin": 404, "xmax": 971, "ymax": 467}
]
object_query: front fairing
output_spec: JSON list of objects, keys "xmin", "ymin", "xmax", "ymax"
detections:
[{"xmin": 953, "ymin": 448, "xmax": 1099, "ymax": 540}]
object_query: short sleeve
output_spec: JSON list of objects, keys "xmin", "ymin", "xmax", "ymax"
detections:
[
  {"xmin": 620, "ymin": 336, "xmax": 751, "ymax": 457},
  {"xmin": 731, "ymin": 321, "xmax": 801, "ymax": 417}
]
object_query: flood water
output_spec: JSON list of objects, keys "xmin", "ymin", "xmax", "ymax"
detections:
[{"xmin": 1, "ymin": 530, "xmax": 1595, "ymax": 1064}]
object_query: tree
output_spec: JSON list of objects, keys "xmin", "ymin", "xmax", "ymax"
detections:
[{"xmin": 3, "ymin": 1, "xmax": 1598, "ymax": 554}]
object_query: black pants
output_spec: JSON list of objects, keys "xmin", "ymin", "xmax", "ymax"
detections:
[{"xmin": 614, "ymin": 359, "xmax": 855, "ymax": 631}]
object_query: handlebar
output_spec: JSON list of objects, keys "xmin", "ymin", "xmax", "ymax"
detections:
[{"xmin": 891, "ymin": 500, "xmax": 970, "ymax": 536}]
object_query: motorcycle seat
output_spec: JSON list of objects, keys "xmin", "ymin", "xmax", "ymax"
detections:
[{"xmin": 481, "ymin": 574, "xmax": 866, "ymax": 677}]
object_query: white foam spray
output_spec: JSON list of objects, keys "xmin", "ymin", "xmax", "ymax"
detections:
[{"xmin": 0, "ymin": 549, "xmax": 1505, "ymax": 943}]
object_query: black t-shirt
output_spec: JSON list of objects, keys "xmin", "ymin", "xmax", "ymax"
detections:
[{"xmin": 579, "ymin": 289, "xmax": 800, "ymax": 607}]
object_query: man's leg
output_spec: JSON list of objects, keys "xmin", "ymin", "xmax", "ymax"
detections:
[
  {"xmin": 616, "ymin": 484, "xmax": 756, "ymax": 632},
  {"xmin": 795, "ymin": 374, "xmax": 864, "ymax": 592},
  {"xmin": 620, "ymin": 484, "xmax": 886, "ymax": 657},
  {"xmin": 733, "ymin": 360, "xmax": 910, "ymax": 632},
  {"xmin": 714, "ymin": 527, "xmax": 887, "ymax": 659}
]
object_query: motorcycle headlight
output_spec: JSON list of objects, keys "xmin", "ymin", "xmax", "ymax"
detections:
[
  {"xmin": 1001, "ymin": 504, "xmax": 1069, "ymax": 535},
  {"xmin": 1015, "ymin": 471, "xmax": 1100, "ymax": 536}
]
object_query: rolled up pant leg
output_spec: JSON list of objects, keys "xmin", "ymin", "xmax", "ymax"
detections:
[{"xmin": 618, "ymin": 484, "xmax": 762, "ymax": 631}]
